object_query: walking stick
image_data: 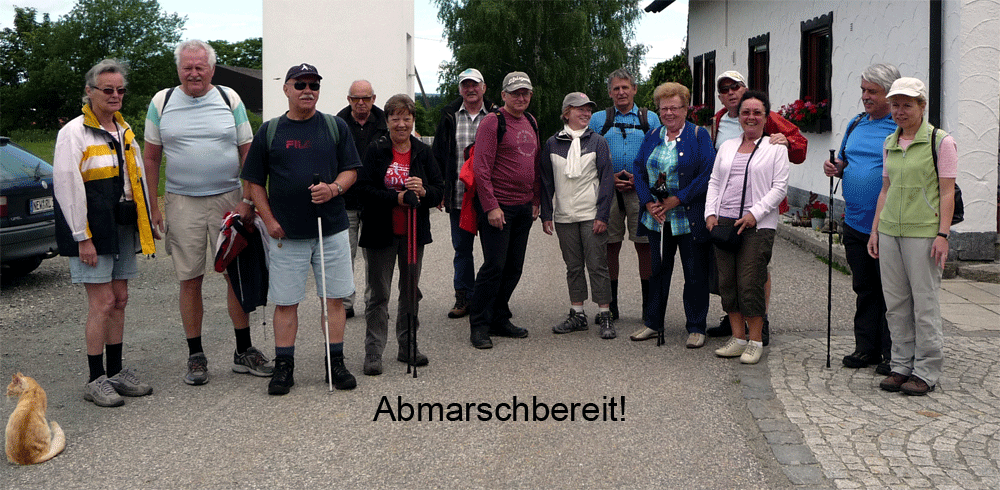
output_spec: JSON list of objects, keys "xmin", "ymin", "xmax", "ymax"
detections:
[
  {"xmin": 314, "ymin": 175, "xmax": 333, "ymax": 391},
  {"xmin": 403, "ymin": 190, "xmax": 420, "ymax": 378},
  {"xmin": 826, "ymin": 151, "xmax": 835, "ymax": 369}
]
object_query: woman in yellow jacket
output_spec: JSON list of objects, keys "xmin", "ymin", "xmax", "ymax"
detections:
[{"xmin": 53, "ymin": 59, "xmax": 157, "ymax": 407}]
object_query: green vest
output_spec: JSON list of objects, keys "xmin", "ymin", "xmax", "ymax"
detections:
[{"xmin": 879, "ymin": 119, "xmax": 946, "ymax": 238}]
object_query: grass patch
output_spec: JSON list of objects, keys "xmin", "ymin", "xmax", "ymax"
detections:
[{"xmin": 815, "ymin": 255, "xmax": 851, "ymax": 275}]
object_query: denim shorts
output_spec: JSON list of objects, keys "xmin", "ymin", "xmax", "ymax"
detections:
[
  {"xmin": 68, "ymin": 225, "xmax": 139, "ymax": 284},
  {"xmin": 266, "ymin": 230, "xmax": 354, "ymax": 306}
]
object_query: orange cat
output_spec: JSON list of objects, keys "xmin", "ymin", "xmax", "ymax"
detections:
[{"xmin": 5, "ymin": 373, "xmax": 65, "ymax": 465}]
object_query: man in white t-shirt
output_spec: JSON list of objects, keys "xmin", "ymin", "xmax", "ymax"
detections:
[{"xmin": 143, "ymin": 39, "xmax": 272, "ymax": 386}]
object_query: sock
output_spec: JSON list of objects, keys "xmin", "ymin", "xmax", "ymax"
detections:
[
  {"xmin": 234, "ymin": 327, "xmax": 252, "ymax": 354},
  {"xmin": 598, "ymin": 307, "xmax": 610, "ymax": 313},
  {"xmin": 735, "ymin": 338, "xmax": 748, "ymax": 345},
  {"xmin": 571, "ymin": 305, "xmax": 585, "ymax": 314},
  {"xmin": 328, "ymin": 342, "xmax": 344, "ymax": 359},
  {"xmin": 88, "ymin": 354, "xmax": 105, "ymax": 382},
  {"xmin": 187, "ymin": 336, "xmax": 203, "ymax": 357},
  {"xmin": 748, "ymin": 340, "xmax": 763, "ymax": 347},
  {"xmin": 105, "ymin": 343, "xmax": 123, "ymax": 377},
  {"xmin": 275, "ymin": 346, "xmax": 295, "ymax": 359}
]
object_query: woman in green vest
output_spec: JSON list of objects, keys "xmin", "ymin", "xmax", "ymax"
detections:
[{"xmin": 866, "ymin": 77, "xmax": 958, "ymax": 396}]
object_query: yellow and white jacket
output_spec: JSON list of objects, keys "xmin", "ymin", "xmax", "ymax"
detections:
[{"xmin": 53, "ymin": 104, "xmax": 155, "ymax": 256}]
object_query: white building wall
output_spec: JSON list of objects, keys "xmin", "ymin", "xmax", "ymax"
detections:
[
  {"xmin": 262, "ymin": 0, "xmax": 415, "ymax": 119},
  {"xmin": 687, "ymin": 0, "xmax": 998, "ymax": 235}
]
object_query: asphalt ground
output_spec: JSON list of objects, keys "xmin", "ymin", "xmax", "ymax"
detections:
[{"xmin": 1, "ymin": 208, "xmax": 979, "ymax": 489}]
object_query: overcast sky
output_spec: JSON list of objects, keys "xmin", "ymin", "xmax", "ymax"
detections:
[{"xmin": 0, "ymin": 0, "xmax": 688, "ymax": 93}]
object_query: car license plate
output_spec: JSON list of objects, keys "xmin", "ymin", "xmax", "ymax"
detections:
[{"xmin": 30, "ymin": 196, "xmax": 53, "ymax": 214}]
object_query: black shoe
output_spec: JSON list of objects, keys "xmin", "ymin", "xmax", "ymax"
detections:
[
  {"xmin": 706, "ymin": 315, "xmax": 732, "ymax": 337},
  {"xmin": 875, "ymin": 361, "xmax": 892, "ymax": 376},
  {"xmin": 843, "ymin": 351, "xmax": 881, "ymax": 368},
  {"xmin": 554, "ymin": 310, "xmax": 588, "ymax": 334},
  {"xmin": 397, "ymin": 349, "xmax": 429, "ymax": 366},
  {"xmin": 345, "ymin": 307, "xmax": 355, "ymax": 319},
  {"xmin": 597, "ymin": 311, "xmax": 616, "ymax": 339},
  {"xmin": 267, "ymin": 356, "xmax": 294, "ymax": 396},
  {"xmin": 489, "ymin": 320, "xmax": 528, "ymax": 338},
  {"xmin": 324, "ymin": 355, "xmax": 357, "ymax": 390},
  {"xmin": 471, "ymin": 329, "xmax": 493, "ymax": 349},
  {"xmin": 762, "ymin": 315, "xmax": 770, "ymax": 347}
]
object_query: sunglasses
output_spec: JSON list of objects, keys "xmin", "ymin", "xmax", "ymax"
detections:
[
  {"xmin": 293, "ymin": 81, "xmax": 321, "ymax": 91},
  {"xmin": 93, "ymin": 87, "xmax": 126, "ymax": 95},
  {"xmin": 348, "ymin": 96, "xmax": 373, "ymax": 102},
  {"xmin": 718, "ymin": 83, "xmax": 742, "ymax": 94}
]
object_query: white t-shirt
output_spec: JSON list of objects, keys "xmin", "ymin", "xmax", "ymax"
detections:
[{"xmin": 144, "ymin": 86, "xmax": 253, "ymax": 196}]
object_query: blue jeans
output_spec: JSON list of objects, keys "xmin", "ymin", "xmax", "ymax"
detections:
[
  {"xmin": 469, "ymin": 203, "xmax": 533, "ymax": 331},
  {"xmin": 645, "ymin": 226, "xmax": 710, "ymax": 334},
  {"xmin": 449, "ymin": 208, "xmax": 476, "ymax": 298}
]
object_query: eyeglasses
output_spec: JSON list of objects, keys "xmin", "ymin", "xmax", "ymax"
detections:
[
  {"xmin": 659, "ymin": 106, "xmax": 685, "ymax": 113},
  {"xmin": 506, "ymin": 91, "xmax": 532, "ymax": 100},
  {"xmin": 348, "ymin": 95, "xmax": 373, "ymax": 102},
  {"xmin": 293, "ymin": 81, "xmax": 321, "ymax": 91},
  {"xmin": 92, "ymin": 87, "xmax": 126, "ymax": 95},
  {"xmin": 718, "ymin": 83, "xmax": 742, "ymax": 94}
]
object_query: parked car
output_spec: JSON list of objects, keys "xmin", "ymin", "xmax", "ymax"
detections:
[{"xmin": 1, "ymin": 136, "xmax": 58, "ymax": 278}]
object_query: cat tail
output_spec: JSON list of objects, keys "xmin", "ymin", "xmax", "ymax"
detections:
[{"xmin": 36, "ymin": 421, "xmax": 66, "ymax": 463}]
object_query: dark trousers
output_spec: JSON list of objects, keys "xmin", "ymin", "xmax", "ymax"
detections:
[
  {"xmin": 843, "ymin": 223, "xmax": 891, "ymax": 359},
  {"xmin": 449, "ymin": 208, "xmax": 477, "ymax": 298},
  {"xmin": 469, "ymin": 202, "xmax": 533, "ymax": 331},
  {"xmin": 646, "ymin": 226, "xmax": 710, "ymax": 334}
]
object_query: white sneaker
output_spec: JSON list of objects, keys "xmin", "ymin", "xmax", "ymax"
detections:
[
  {"xmin": 740, "ymin": 342, "xmax": 764, "ymax": 364},
  {"xmin": 714, "ymin": 337, "xmax": 747, "ymax": 357},
  {"xmin": 686, "ymin": 333, "xmax": 706, "ymax": 348}
]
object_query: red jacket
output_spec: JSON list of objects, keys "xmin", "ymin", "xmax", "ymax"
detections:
[{"xmin": 712, "ymin": 109, "xmax": 808, "ymax": 164}]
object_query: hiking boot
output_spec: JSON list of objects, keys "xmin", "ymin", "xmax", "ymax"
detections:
[
  {"xmin": 448, "ymin": 290, "xmax": 470, "ymax": 318},
  {"xmin": 875, "ymin": 361, "xmax": 892, "ymax": 376},
  {"xmin": 397, "ymin": 348, "xmax": 429, "ymax": 366},
  {"xmin": 325, "ymin": 355, "xmax": 357, "ymax": 390},
  {"xmin": 707, "ymin": 315, "xmax": 732, "ymax": 337},
  {"xmin": 184, "ymin": 352, "xmax": 209, "ymax": 386},
  {"xmin": 363, "ymin": 353, "xmax": 383, "ymax": 376},
  {"xmin": 107, "ymin": 368, "xmax": 153, "ymax": 397},
  {"xmin": 597, "ymin": 311, "xmax": 616, "ymax": 339},
  {"xmin": 714, "ymin": 337, "xmax": 747, "ymax": 358},
  {"xmin": 900, "ymin": 376, "xmax": 934, "ymax": 396},
  {"xmin": 268, "ymin": 357, "xmax": 294, "ymax": 395},
  {"xmin": 879, "ymin": 372, "xmax": 909, "ymax": 393},
  {"xmin": 471, "ymin": 328, "xmax": 493, "ymax": 349},
  {"xmin": 84, "ymin": 375, "xmax": 125, "ymax": 407},
  {"xmin": 489, "ymin": 320, "xmax": 528, "ymax": 338},
  {"xmin": 842, "ymin": 351, "xmax": 880, "ymax": 369},
  {"xmin": 233, "ymin": 346, "xmax": 274, "ymax": 377},
  {"xmin": 553, "ymin": 309, "xmax": 588, "ymax": 334}
]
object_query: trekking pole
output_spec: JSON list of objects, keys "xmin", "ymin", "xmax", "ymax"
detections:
[
  {"xmin": 826, "ymin": 150, "xmax": 835, "ymax": 369},
  {"xmin": 403, "ymin": 189, "xmax": 420, "ymax": 378},
  {"xmin": 314, "ymin": 174, "xmax": 333, "ymax": 391}
]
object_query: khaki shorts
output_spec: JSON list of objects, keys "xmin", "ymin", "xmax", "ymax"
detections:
[
  {"xmin": 164, "ymin": 189, "xmax": 241, "ymax": 281},
  {"xmin": 607, "ymin": 189, "xmax": 649, "ymax": 244}
]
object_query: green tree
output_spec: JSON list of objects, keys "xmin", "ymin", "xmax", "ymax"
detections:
[
  {"xmin": 0, "ymin": 0, "xmax": 185, "ymax": 133},
  {"xmin": 207, "ymin": 38, "xmax": 262, "ymax": 69},
  {"xmin": 636, "ymin": 47, "xmax": 693, "ymax": 110},
  {"xmin": 434, "ymin": 0, "xmax": 647, "ymax": 136}
]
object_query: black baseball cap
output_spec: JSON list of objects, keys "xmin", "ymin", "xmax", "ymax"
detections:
[{"xmin": 285, "ymin": 63, "xmax": 322, "ymax": 81}]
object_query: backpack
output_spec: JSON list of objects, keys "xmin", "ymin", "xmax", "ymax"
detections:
[
  {"xmin": 930, "ymin": 128, "xmax": 964, "ymax": 225},
  {"xmin": 462, "ymin": 109, "xmax": 538, "ymax": 161},
  {"xmin": 838, "ymin": 112, "xmax": 866, "ymax": 166},
  {"xmin": 599, "ymin": 107, "xmax": 650, "ymax": 137},
  {"xmin": 156, "ymin": 85, "xmax": 236, "ymax": 119},
  {"xmin": 264, "ymin": 112, "xmax": 341, "ymax": 150}
]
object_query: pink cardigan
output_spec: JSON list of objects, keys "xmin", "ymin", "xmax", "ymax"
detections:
[{"xmin": 705, "ymin": 138, "xmax": 789, "ymax": 230}]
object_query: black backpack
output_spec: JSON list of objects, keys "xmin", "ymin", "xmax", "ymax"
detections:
[{"xmin": 599, "ymin": 107, "xmax": 650, "ymax": 137}]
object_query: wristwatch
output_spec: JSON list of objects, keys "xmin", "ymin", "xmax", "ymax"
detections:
[
  {"xmin": 332, "ymin": 182, "xmax": 344, "ymax": 195},
  {"xmin": 937, "ymin": 232, "xmax": 949, "ymax": 240}
]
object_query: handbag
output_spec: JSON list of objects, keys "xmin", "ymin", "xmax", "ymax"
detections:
[{"xmin": 711, "ymin": 136, "xmax": 763, "ymax": 252}]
